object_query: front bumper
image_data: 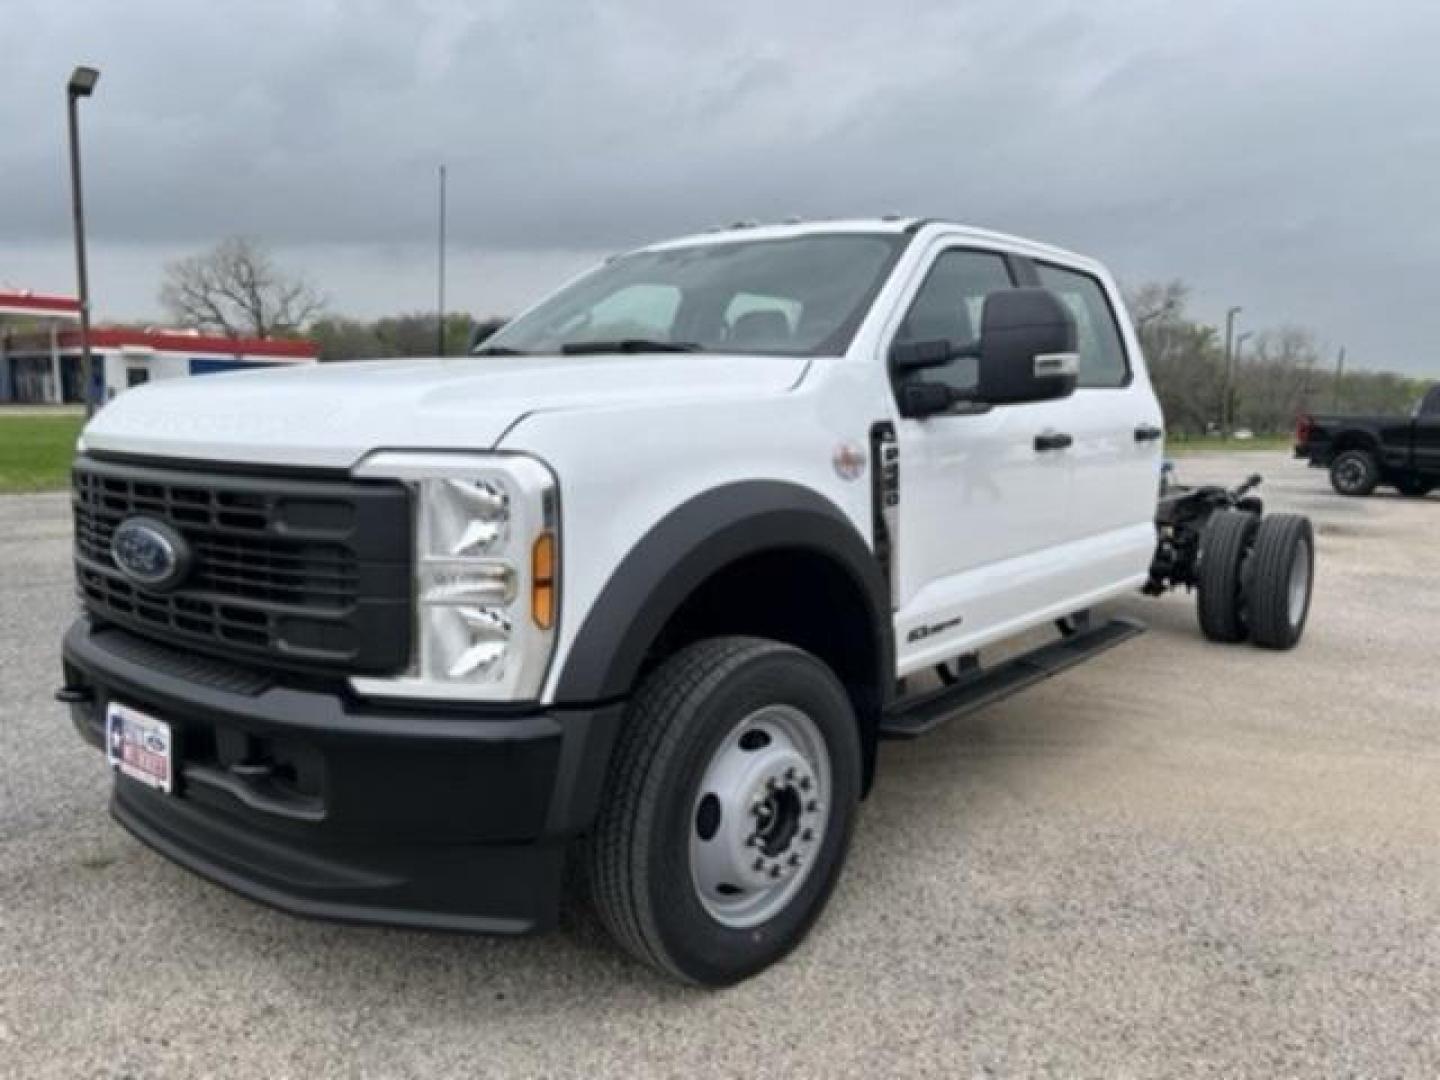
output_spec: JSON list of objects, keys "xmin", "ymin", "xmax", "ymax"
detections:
[{"xmin": 60, "ymin": 618, "xmax": 622, "ymax": 934}]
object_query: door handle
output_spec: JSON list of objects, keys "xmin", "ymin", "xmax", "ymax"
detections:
[
  {"xmin": 1134, "ymin": 424, "xmax": 1163, "ymax": 443},
  {"xmin": 1034, "ymin": 432, "xmax": 1073, "ymax": 452}
]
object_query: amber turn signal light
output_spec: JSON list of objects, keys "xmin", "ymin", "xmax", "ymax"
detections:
[{"xmin": 531, "ymin": 532, "xmax": 556, "ymax": 629}]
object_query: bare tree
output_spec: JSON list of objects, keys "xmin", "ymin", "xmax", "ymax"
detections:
[{"xmin": 160, "ymin": 237, "xmax": 323, "ymax": 338}]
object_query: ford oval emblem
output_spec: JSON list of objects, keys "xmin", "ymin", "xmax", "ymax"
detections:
[{"xmin": 111, "ymin": 517, "xmax": 191, "ymax": 592}]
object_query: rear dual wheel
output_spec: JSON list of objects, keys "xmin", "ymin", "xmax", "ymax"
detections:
[
  {"xmin": 1246, "ymin": 515, "xmax": 1314, "ymax": 649},
  {"xmin": 1197, "ymin": 510, "xmax": 1258, "ymax": 643},
  {"xmin": 1196, "ymin": 510, "xmax": 1313, "ymax": 650},
  {"xmin": 586, "ymin": 637, "xmax": 861, "ymax": 986}
]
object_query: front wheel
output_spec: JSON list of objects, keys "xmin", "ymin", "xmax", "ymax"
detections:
[
  {"xmin": 1329, "ymin": 449, "xmax": 1379, "ymax": 496},
  {"xmin": 586, "ymin": 637, "xmax": 862, "ymax": 986}
]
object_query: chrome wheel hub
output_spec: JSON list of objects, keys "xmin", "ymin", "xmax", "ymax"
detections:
[{"xmin": 689, "ymin": 704, "xmax": 830, "ymax": 928}]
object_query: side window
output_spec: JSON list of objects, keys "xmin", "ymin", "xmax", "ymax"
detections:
[
  {"xmin": 894, "ymin": 250, "xmax": 1013, "ymax": 393},
  {"xmin": 564, "ymin": 283, "xmax": 681, "ymax": 342},
  {"xmin": 1033, "ymin": 263, "xmax": 1130, "ymax": 388},
  {"xmin": 1421, "ymin": 385, "xmax": 1440, "ymax": 417}
]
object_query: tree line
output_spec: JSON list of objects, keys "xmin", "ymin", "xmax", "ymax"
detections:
[
  {"xmin": 158, "ymin": 237, "xmax": 1429, "ymax": 428},
  {"xmin": 1127, "ymin": 281, "xmax": 1424, "ymax": 435}
]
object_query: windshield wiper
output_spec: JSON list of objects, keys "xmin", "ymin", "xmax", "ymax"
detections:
[
  {"xmin": 560, "ymin": 339, "xmax": 704, "ymax": 355},
  {"xmin": 471, "ymin": 345, "xmax": 530, "ymax": 356}
]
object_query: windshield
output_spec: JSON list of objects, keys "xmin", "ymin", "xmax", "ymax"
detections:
[{"xmin": 476, "ymin": 233, "xmax": 906, "ymax": 358}]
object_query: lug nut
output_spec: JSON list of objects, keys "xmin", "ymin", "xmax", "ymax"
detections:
[
  {"xmin": 801, "ymin": 828, "xmax": 814, "ymax": 842},
  {"xmin": 806, "ymin": 800, "xmax": 819, "ymax": 813},
  {"xmin": 789, "ymin": 853, "xmax": 801, "ymax": 867},
  {"xmin": 769, "ymin": 865, "xmax": 782, "ymax": 879},
  {"xmin": 785, "ymin": 766, "xmax": 797, "ymax": 781},
  {"xmin": 799, "ymin": 777, "xmax": 812, "ymax": 791}
]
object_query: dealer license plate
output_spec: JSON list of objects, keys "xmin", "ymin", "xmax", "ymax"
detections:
[{"xmin": 106, "ymin": 702, "xmax": 174, "ymax": 793}]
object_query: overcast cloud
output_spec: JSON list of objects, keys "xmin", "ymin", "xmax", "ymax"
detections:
[{"xmin": 4, "ymin": 0, "xmax": 1438, "ymax": 373}]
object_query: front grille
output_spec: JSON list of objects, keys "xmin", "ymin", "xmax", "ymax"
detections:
[{"xmin": 73, "ymin": 454, "xmax": 412, "ymax": 676}]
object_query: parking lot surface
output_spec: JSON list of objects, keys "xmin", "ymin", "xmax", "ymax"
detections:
[{"xmin": 1, "ymin": 451, "xmax": 1437, "ymax": 1078}]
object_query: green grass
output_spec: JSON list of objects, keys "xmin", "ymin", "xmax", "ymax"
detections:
[
  {"xmin": 1165, "ymin": 434, "xmax": 1293, "ymax": 456},
  {"xmin": 0, "ymin": 414, "xmax": 85, "ymax": 492}
]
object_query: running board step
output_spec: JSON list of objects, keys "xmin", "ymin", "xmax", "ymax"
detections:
[{"xmin": 880, "ymin": 616, "xmax": 1146, "ymax": 740}]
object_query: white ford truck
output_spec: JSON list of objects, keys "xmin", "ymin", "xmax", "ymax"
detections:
[{"xmin": 58, "ymin": 219, "xmax": 1315, "ymax": 985}]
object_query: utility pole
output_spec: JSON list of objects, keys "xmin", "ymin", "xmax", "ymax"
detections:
[
  {"xmin": 1222, "ymin": 305, "xmax": 1242, "ymax": 437},
  {"xmin": 1333, "ymin": 346, "xmax": 1346, "ymax": 411},
  {"xmin": 436, "ymin": 164, "xmax": 447, "ymax": 356},
  {"xmin": 67, "ymin": 66, "xmax": 100, "ymax": 414},
  {"xmin": 1233, "ymin": 330, "xmax": 1252, "ymax": 431}
]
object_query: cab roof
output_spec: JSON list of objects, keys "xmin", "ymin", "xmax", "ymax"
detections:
[{"xmin": 642, "ymin": 217, "xmax": 1097, "ymax": 271}]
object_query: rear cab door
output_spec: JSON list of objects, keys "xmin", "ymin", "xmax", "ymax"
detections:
[{"xmin": 1015, "ymin": 256, "xmax": 1165, "ymax": 568}]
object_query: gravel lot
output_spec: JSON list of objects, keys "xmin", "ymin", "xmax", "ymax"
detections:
[{"xmin": 2, "ymin": 451, "xmax": 1436, "ymax": 1078}]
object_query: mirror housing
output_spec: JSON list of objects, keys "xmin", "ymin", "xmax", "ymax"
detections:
[
  {"xmin": 975, "ymin": 288, "xmax": 1079, "ymax": 404},
  {"xmin": 897, "ymin": 381, "xmax": 955, "ymax": 419},
  {"xmin": 889, "ymin": 338, "xmax": 957, "ymax": 373}
]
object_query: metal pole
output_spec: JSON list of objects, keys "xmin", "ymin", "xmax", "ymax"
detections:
[
  {"xmin": 67, "ymin": 89, "xmax": 95, "ymax": 414},
  {"xmin": 437, "ymin": 164, "xmax": 447, "ymax": 356},
  {"xmin": 1233, "ymin": 331, "xmax": 1251, "ymax": 431},
  {"xmin": 1333, "ymin": 346, "xmax": 1346, "ymax": 411},
  {"xmin": 1222, "ymin": 306, "xmax": 1241, "ymax": 438}
]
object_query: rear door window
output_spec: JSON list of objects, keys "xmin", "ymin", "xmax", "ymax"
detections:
[{"xmin": 1033, "ymin": 263, "xmax": 1130, "ymax": 388}]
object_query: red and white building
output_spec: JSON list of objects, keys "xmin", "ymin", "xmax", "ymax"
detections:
[{"xmin": 0, "ymin": 289, "xmax": 317, "ymax": 405}]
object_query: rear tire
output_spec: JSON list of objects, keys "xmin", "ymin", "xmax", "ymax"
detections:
[
  {"xmin": 1329, "ymin": 449, "xmax": 1379, "ymax": 496},
  {"xmin": 1197, "ymin": 510, "xmax": 1258, "ymax": 643},
  {"xmin": 586, "ymin": 636, "xmax": 862, "ymax": 986},
  {"xmin": 1245, "ymin": 515, "xmax": 1314, "ymax": 650}
]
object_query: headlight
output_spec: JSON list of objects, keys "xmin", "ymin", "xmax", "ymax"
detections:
[{"xmin": 350, "ymin": 451, "xmax": 559, "ymax": 701}]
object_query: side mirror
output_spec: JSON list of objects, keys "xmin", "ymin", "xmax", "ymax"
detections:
[
  {"xmin": 897, "ymin": 381, "xmax": 954, "ymax": 419},
  {"xmin": 889, "ymin": 338, "xmax": 956, "ymax": 373},
  {"xmin": 976, "ymin": 288, "xmax": 1079, "ymax": 404}
]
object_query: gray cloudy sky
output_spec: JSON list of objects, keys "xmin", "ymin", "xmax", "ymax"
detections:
[{"xmin": 4, "ymin": 0, "xmax": 1438, "ymax": 374}]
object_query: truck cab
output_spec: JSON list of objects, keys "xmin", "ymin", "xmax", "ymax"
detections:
[{"xmin": 61, "ymin": 219, "xmax": 1169, "ymax": 984}]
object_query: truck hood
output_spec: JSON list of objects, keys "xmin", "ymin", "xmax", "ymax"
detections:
[{"xmin": 82, "ymin": 353, "xmax": 810, "ymax": 469}]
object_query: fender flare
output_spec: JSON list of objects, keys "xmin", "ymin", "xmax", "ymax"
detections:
[{"xmin": 552, "ymin": 481, "xmax": 892, "ymax": 710}]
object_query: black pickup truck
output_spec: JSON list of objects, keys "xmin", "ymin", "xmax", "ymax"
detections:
[{"xmin": 1295, "ymin": 384, "xmax": 1440, "ymax": 497}]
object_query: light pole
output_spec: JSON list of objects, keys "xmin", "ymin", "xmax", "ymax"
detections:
[
  {"xmin": 436, "ymin": 164, "xmax": 447, "ymax": 356},
  {"xmin": 1222, "ymin": 305, "xmax": 1242, "ymax": 437},
  {"xmin": 1233, "ymin": 330, "xmax": 1252, "ymax": 431},
  {"xmin": 67, "ymin": 65, "xmax": 99, "ymax": 415}
]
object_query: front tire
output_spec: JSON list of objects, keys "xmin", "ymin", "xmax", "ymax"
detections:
[
  {"xmin": 586, "ymin": 637, "xmax": 862, "ymax": 986},
  {"xmin": 1329, "ymin": 449, "xmax": 1379, "ymax": 496}
]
